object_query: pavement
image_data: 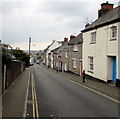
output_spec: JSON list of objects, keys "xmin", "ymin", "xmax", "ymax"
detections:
[
  {"xmin": 42, "ymin": 64, "xmax": 120, "ymax": 101},
  {"xmin": 2, "ymin": 68, "xmax": 30, "ymax": 118}
]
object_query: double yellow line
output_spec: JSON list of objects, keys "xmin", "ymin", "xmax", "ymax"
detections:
[{"xmin": 31, "ymin": 72, "xmax": 39, "ymax": 119}]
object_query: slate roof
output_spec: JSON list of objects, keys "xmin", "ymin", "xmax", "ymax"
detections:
[
  {"xmin": 68, "ymin": 33, "xmax": 83, "ymax": 45},
  {"xmin": 82, "ymin": 6, "xmax": 120, "ymax": 32},
  {"xmin": 59, "ymin": 42, "xmax": 68, "ymax": 51},
  {"xmin": 51, "ymin": 46, "xmax": 61, "ymax": 52}
]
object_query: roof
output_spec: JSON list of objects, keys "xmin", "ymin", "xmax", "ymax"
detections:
[
  {"xmin": 44, "ymin": 40, "xmax": 62, "ymax": 52},
  {"xmin": 68, "ymin": 33, "xmax": 83, "ymax": 45},
  {"xmin": 59, "ymin": 42, "xmax": 68, "ymax": 51},
  {"xmin": 82, "ymin": 6, "xmax": 120, "ymax": 32},
  {"xmin": 44, "ymin": 41, "xmax": 54, "ymax": 51},
  {"xmin": 51, "ymin": 46, "xmax": 61, "ymax": 52}
]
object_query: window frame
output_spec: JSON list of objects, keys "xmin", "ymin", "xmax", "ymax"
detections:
[
  {"xmin": 111, "ymin": 26, "xmax": 117, "ymax": 40},
  {"xmin": 73, "ymin": 45, "xmax": 78, "ymax": 52},
  {"xmin": 65, "ymin": 51, "xmax": 68, "ymax": 58},
  {"xmin": 91, "ymin": 32, "xmax": 96, "ymax": 43},
  {"xmin": 72, "ymin": 58, "xmax": 77, "ymax": 69},
  {"xmin": 88, "ymin": 56, "xmax": 94, "ymax": 72}
]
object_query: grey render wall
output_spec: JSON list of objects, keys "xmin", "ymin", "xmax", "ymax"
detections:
[{"xmin": 68, "ymin": 43, "xmax": 82, "ymax": 75}]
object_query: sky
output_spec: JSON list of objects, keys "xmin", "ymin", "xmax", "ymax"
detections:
[{"xmin": 1, "ymin": 0, "xmax": 119, "ymax": 50}]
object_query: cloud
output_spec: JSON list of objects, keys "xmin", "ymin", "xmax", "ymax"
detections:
[{"xmin": 2, "ymin": 0, "xmax": 119, "ymax": 50}]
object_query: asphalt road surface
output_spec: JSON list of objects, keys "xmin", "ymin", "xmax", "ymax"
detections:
[{"xmin": 31, "ymin": 64, "xmax": 118, "ymax": 118}]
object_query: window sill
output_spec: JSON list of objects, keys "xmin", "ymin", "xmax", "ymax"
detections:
[
  {"xmin": 110, "ymin": 38, "xmax": 117, "ymax": 41},
  {"xmin": 73, "ymin": 67, "xmax": 76, "ymax": 69},
  {"xmin": 88, "ymin": 70, "xmax": 93, "ymax": 73},
  {"xmin": 90, "ymin": 42, "xmax": 96, "ymax": 44},
  {"xmin": 73, "ymin": 50, "xmax": 78, "ymax": 52}
]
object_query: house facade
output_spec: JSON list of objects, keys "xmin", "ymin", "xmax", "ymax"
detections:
[
  {"xmin": 68, "ymin": 34, "xmax": 83, "ymax": 76},
  {"xmin": 51, "ymin": 47, "xmax": 61, "ymax": 70},
  {"xmin": 44, "ymin": 40, "xmax": 62, "ymax": 68},
  {"xmin": 58, "ymin": 38, "xmax": 69, "ymax": 72},
  {"xmin": 82, "ymin": 2, "xmax": 120, "ymax": 85}
]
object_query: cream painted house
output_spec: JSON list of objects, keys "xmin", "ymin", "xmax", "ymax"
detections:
[
  {"xmin": 82, "ymin": 2, "xmax": 120, "ymax": 86},
  {"xmin": 43, "ymin": 40, "xmax": 62, "ymax": 68}
]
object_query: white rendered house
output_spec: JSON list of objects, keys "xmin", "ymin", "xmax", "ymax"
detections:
[
  {"xmin": 82, "ymin": 2, "xmax": 120, "ymax": 85},
  {"xmin": 45, "ymin": 40, "xmax": 62, "ymax": 68}
]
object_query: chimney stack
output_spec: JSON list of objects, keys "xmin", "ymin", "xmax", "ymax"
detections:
[
  {"xmin": 98, "ymin": 1, "xmax": 114, "ymax": 18},
  {"xmin": 64, "ymin": 37, "xmax": 68, "ymax": 42},
  {"xmin": 70, "ymin": 35, "xmax": 75, "ymax": 40}
]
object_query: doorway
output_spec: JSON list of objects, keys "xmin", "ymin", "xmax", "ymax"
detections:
[
  {"xmin": 107, "ymin": 56, "xmax": 116, "ymax": 82},
  {"xmin": 112, "ymin": 57, "xmax": 116, "ymax": 82}
]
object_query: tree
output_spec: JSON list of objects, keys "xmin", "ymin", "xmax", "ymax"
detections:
[
  {"xmin": 37, "ymin": 55, "xmax": 42, "ymax": 60},
  {"xmin": 2, "ymin": 47, "xmax": 12, "ymax": 65},
  {"xmin": 12, "ymin": 49, "xmax": 30, "ymax": 67}
]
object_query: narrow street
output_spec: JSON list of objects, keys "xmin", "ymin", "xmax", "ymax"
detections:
[{"xmin": 26, "ymin": 64, "xmax": 119, "ymax": 118}]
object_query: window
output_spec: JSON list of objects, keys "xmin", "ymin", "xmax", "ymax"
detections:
[
  {"xmin": 65, "ymin": 51, "xmax": 67, "ymax": 58},
  {"xmin": 72, "ymin": 58, "xmax": 77, "ymax": 68},
  {"xmin": 88, "ymin": 57, "xmax": 94, "ymax": 72},
  {"xmin": 111, "ymin": 26, "xmax": 117, "ymax": 40},
  {"xmin": 73, "ymin": 45, "xmax": 78, "ymax": 51},
  {"xmin": 91, "ymin": 32, "xmax": 96, "ymax": 43}
]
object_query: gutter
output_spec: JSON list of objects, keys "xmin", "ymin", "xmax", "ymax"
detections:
[{"xmin": 82, "ymin": 18, "xmax": 120, "ymax": 33}]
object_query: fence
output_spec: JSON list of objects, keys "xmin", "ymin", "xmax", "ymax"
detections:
[{"xmin": 2, "ymin": 60, "xmax": 25, "ymax": 93}]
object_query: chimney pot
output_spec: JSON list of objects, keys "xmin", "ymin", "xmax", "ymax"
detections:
[{"xmin": 70, "ymin": 35, "xmax": 76, "ymax": 40}]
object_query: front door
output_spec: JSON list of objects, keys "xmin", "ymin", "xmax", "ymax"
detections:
[
  {"xmin": 79, "ymin": 61, "xmax": 82, "ymax": 77},
  {"xmin": 112, "ymin": 57, "xmax": 116, "ymax": 82}
]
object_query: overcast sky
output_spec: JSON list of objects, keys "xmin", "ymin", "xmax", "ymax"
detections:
[{"xmin": 1, "ymin": 0, "xmax": 119, "ymax": 50}]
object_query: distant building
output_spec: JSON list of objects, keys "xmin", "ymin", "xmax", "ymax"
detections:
[
  {"xmin": 57, "ymin": 37, "xmax": 69, "ymax": 72},
  {"xmin": 82, "ymin": 2, "xmax": 120, "ymax": 85},
  {"xmin": 43, "ymin": 40, "xmax": 62, "ymax": 68},
  {"xmin": 51, "ymin": 46, "xmax": 61, "ymax": 70}
]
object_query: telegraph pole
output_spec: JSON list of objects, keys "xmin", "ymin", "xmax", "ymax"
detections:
[{"xmin": 29, "ymin": 37, "xmax": 31, "ymax": 56}]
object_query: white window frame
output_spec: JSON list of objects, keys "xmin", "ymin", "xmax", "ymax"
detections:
[
  {"xmin": 65, "ymin": 51, "xmax": 68, "ymax": 58},
  {"xmin": 73, "ymin": 45, "xmax": 78, "ymax": 52},
  {"xmin": 72, "ymin": 58, "xmax": 77, "ymax": 69},
  {"xmin": 64, "ymin": 63, "xmax": 67, "ymax": 71},
  {"xmin": 111, "ymin": 26, "xmax": 117, "ymax": 40},
  {"xmin": 88, "ymin": 56, "xmax": 94, "ymax": 72},
  {"xmin": 91, "ymin": 32, "xmax": 96, "ymax": 43}
]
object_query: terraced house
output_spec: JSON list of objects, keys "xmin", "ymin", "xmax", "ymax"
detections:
[
  {"xmin": 51, "ymin": 46, "xmax": 61, "ymax": 70},
  {"xmin": 68, "ymin": 33, "xmax": 83, "ymax": 76},
  {"xmin": 57, "ymin": 38, "xmax": 69, "ymax": 72},
  {"xmin": 82, "ymin": 2, "xmax": 120, "ymax": 86},
  {"xmin": 43, "ymin": 40, "xmax": 62, "ymax": 68}
]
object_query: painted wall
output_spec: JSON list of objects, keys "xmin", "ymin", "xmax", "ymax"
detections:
[
  {"xmin": 83, "ymin": 22, "xmax": 119, "ymax": 82},
  {"xmin": 46, "ymin": 41, "xmax": 62, "ymax": 66},
  {"xmin": 58, "ymin": 43, "xmax": 68, "ymax": 71},
  {"xmin": 68, "ymin": 44, "xmax": 82, "ymax": 75}
]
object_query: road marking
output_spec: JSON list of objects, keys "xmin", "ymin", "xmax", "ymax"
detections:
[
  {"xmin": 65, "ymin": 78, "xmax": 120, "ymax": 104},
  {"xmin": 32, "ymin": 72, "xmax": 35, "ymax": 119},
  {"xmin": 31, "ymin": 70, "xmax": 39, "ymax": 119},
  {"xmin": 33, "ymin": 72, "xmax": 39, "ymax": 118},
  {"xmin": 37, "ymin": 65, "xmax": 120, "ymax": 103},
  {"xmin": 23, "ymin": 69, "xmax": 30, "ymax": 118}
]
